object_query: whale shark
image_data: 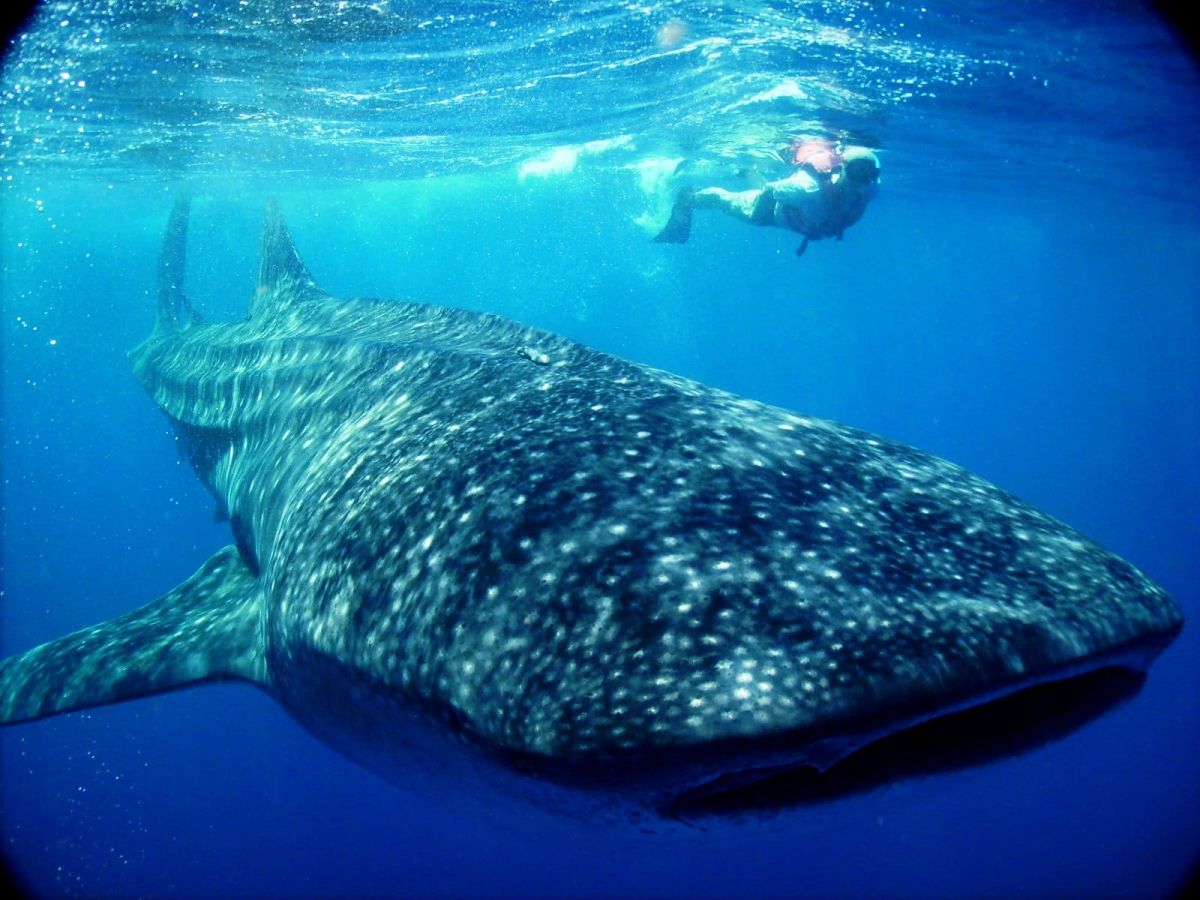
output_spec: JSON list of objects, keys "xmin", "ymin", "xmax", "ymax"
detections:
[{"xmin": 0, "ymin": 199, "xmax": 1182, "ymax": 818}]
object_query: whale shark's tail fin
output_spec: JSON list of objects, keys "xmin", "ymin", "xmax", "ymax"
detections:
[
  {"xmin": 250, "ymin": 199, "xmax": 327, "ymax": 318},
  {"xmin": 154, "ymin": 195, "xmax": 200, "ymax": 336},
  {"xmin": 0, "ymin": 547, "xmax": 266, "ymax": 725}
]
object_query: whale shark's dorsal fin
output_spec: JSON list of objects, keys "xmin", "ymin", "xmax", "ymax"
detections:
[
  {"xmin": 155, "ymin": 195, "xmax": 200, "ymax": 335},
  {"xmin": 0, "ymin": 547, "xmax": 266, "ymax": 725},
  {"xmin": 252, "ymin": 200, "xmax": 326, "ymax": 317}
]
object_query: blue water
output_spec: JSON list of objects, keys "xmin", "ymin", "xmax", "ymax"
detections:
[{"xmin": 2, "ymin": 1, "xmax": 1199, "ymax": 896}]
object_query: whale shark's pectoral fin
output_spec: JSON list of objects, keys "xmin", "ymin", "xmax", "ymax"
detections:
[{"xmin": 0, "ymin": 546, "xmax": 266, "ymax": 725}]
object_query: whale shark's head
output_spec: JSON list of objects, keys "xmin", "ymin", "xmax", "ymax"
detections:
[{"xmin": 258, "ymin": 337, "xmax": 1180, "ymax": 821}]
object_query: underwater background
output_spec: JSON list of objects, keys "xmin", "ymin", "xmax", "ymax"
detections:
[{"xmin": 2, "ymin": 1, "xmax": 1198, "ymax": 896}]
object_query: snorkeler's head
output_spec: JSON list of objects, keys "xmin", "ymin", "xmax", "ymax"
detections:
[{"xmin": 840, "ymin": 146, "xmax": 881, "ymax": 186}]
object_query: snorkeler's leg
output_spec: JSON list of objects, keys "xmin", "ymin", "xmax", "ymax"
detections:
[
  {"xmin": 653, "ymin": 187, "xmax": 695, "ymax": 243},
  {"xmin": 693, "ymin": 187, "xmax": 775, "ymax": 226},
  {"xmin": 655, "ymin": 186, "xmax": 775, "ymax": 243}
]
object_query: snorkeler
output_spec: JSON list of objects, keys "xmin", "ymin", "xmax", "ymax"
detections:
[{"xmin": 654, "ymin": 141, "xmax": 881, "ymax": 257}]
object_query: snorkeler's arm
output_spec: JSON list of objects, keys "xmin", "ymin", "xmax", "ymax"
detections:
[
  {"xmin": 838, "ymin": 184, "xmax": 877, "ymax": 232},
  {"xmin": 766, "ymin": 169, "xmax": 819, "ymax": 205}
]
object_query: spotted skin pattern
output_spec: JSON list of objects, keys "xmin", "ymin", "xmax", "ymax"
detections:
[{"xmin": 0, "ymin": 200, "xmax": 1182, "ymax": 813}]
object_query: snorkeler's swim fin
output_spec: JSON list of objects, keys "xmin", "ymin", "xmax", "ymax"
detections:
[{"xmin": 653, "ymin": 188, "xmax": 694, "ymax": 244}]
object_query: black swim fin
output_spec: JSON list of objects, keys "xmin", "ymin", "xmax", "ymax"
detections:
[{"xmin": 653, "ymin": 188, "xmax": 694, "ymax": 244}]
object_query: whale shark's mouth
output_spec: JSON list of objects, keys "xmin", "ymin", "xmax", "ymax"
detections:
[
  {"xmin": 666, "ymin": 665, "xmax": 1145, "ymax": 819},
  {"xmin": 490, "ymin": 637, "xmax": 1171, "ymax": 823}
]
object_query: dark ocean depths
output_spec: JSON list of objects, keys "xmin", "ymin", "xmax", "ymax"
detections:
[{"xmin": 1, "ymin": 0, "xmax": 1198, "ymax": 896}]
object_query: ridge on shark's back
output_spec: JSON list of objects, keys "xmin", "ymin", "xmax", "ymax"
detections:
[{"xmin": 0, "ymin": 199, "xmax": 1182, "ymax": 818}]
